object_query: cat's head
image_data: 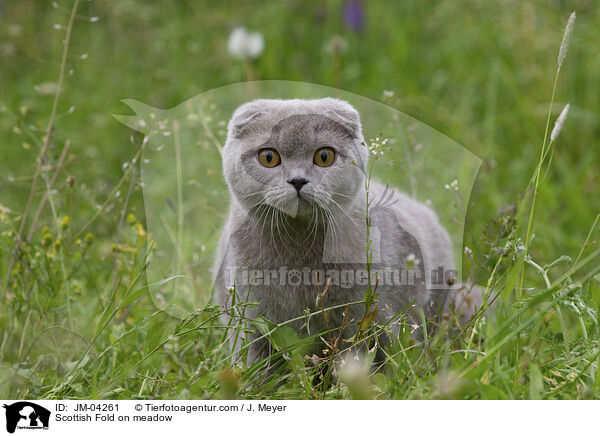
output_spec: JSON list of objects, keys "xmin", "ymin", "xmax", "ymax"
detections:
[{"xmin": 222, "ymin": 98, "xmax": 368, "ymax": 218}]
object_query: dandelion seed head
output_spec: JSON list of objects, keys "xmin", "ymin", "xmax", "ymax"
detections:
[
  {"xmin": 227, "ymin": 27, "xmax": 265, "ymax": 61},
  {"xmin": 324, "ymin": 35, "xmax": 348, "ymax": 55}
]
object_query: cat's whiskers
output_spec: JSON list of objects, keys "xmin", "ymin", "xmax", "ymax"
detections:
[
  {"xmin": 327, "ymin": 196, "xmax": 357, "ymax": 224},
  {"xmin": 328, "ymin": 189, "xmax": 356, "ymax": 199},
  {"xmin": 269, "ymin": 206, "xmax": 287, "ymax": 264},
  {"xmin": 262, "ymin": 190, "xmax": 293, "ymax": 263},
  {"xmin": 270, "ymin": 192, "xmax": 319, "ymax": 261},
  {"xmin": 247, "ymin": 202, "xmax": 271, "ymax": 235},
  {"xmin": 296, "ymin": 206, "xmax": 319, "ymax": 246},
  {"xmin": 304, "ymin": 207, "xmax": 322, "ymax": 258},
  {"xmin": 309, "ymin": 188, "xmax": 354, "ymax": 255},
  {"xmin": 236, "ymin": 191, "xmax": 263, "ymax": 200},
  {"xmin": 322, "ymin": 206, "xmax": 342, "ymax": 259},
  {"xmin": 245, "ymin": 188, "xmax": 348, "ymax": 264},
  {"xmin": 274, "ymin": 208, "xmax": 293, "ymax": 257},
  {"xmin": 294, "ymin": 205, "xmax": 321, "ymax": 261},
  {"xmin": 257, "ymin": 203, "xmax": 278, "ymax": 262}
]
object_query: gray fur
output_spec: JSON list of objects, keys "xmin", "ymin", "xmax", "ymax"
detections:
[{"xmin": 213, "ymin": 98, "xmax": 477, "ymax": 363}]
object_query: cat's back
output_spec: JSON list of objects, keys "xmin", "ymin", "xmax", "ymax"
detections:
[{"xmin": 368, "ymin": 180, "xmax": 455, "ymax": 278}]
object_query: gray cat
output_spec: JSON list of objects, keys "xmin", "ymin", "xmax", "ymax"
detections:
[{"xmin": 213, "ymin": 98, "xmax": 479, "ymax": 364}]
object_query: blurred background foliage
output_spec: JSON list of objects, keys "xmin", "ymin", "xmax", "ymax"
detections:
[{"xmin": 1, "ymin": 0, "xmax": 598, "ymax": 261}]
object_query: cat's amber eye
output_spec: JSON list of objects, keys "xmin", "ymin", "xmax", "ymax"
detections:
[
  {"xmin": 313, "ymin": 147, "xmax": 335, "ymax": 167},
  {"xmin": 258, "ymin": 149, "xmax": 281, "ymax": 168}
]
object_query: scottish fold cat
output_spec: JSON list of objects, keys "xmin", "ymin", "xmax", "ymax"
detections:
[{"xmin": 213, "ymin": 98, "xmax": 479, "ymax": 363}]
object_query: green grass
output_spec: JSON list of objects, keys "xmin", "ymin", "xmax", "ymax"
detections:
[{"xmin": 0, "ymin": 0, "xmax": 599, "ymax": 399}]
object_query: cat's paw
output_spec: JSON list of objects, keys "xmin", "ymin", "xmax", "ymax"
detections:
[{"xmin": 446, "ymin": 285, "xmax": 485, "ymax": 324}]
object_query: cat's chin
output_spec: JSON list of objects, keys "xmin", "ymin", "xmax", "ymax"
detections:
[
  {"xmin": 272, "ymin": 197, "xmax": 316, "ymax": 219},
  {"xmin": 293, "ymin": 198, "xmax": 317, "ymax": 218}
]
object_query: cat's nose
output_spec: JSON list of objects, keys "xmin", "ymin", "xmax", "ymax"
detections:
[{"xmin": 287, "ymin": 177, "xmax": 308, "ymax": 193}]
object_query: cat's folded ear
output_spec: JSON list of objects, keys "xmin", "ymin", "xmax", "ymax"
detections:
[
  {"xmin": 322, "ymin": 99, "xmax": 362, "ymax": 139},
  {"xmin": 229, "ymin": 104, "xmax": 265, "ymax": 139}
]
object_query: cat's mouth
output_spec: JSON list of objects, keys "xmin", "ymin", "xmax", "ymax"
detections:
[{"xmin": 267, "ymin": 191, "xmax": 319, "ymax": 218}]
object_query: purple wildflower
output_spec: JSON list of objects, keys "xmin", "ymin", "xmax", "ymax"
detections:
[{"xmin": 343, "ymin": 0, "xmax": 364, "ymax": 32}]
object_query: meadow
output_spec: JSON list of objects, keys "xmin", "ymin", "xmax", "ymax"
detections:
[{"xmin": 0, "ymin": 0, "xmax": 599, "ymax": 399}]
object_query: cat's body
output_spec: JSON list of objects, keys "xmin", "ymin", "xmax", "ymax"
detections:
[{"xmin": 213, "ymin": 98, "xmax": 474, "ymax": 363}]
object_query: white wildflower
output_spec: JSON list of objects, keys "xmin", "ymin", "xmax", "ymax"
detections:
[
  {"xmin": 445, "ymin": 180, "xmax": 459, "ymax": 191},
  {"xmin": 227, "ymin": 27, "xmax": 264, "ymax": 61},
  {"xmin": 367, "ymin": 137, "xmax": 388, "ymax": 157},
  {"xmin": 550, "ymin": 103, "xmax": 570, "ymax": 142},
  {"xmin": 514, "ymin": 241, "xmax": 527, "ymax": 260},
  {"xmin": 464, "ymin": 246, "xmax": 473, "ymax": 256},
  {"xmin": 406, "ymin": 253, "xmax": 420, "ymax": 268}
]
